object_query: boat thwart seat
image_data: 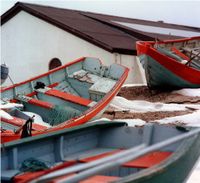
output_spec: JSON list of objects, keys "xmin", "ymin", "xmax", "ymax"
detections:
[
  {"xmin": 1, "ymin": 115, "xmax": 48, "ymax": 131},
  {"xmin": 122, "ymin": 151, "xmax": 172, "ymax": 168},
  {"xmin": 35, "ymin": 87, "xmax": 97, "ymax": 107},
  {"xmin": 78, "ymin": 149, "xmax": 172, "ymax": 169},
  {"xmin": 15, "ymin": 94, "xmax": 54, "ymax": 109},
  {"xmin": 80, "ymin": 175, "xmax": 120, "ymax": 183}
]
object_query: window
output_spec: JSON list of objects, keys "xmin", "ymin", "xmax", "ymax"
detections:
[{"xmin": 49, "ymin": 58, "xmax": 62, "ymax": 70}]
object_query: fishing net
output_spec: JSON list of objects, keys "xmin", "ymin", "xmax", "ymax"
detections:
[
  {"xmin": 19, "ymin": 158, "xmax": 51, "ymax": 172},
  {"xmin": 47, "ymin": 105, "xmax": 82, "ymax": 126}
]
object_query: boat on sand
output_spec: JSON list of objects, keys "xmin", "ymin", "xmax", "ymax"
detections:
[
  {"xmin": 0, "ymin": 57, "xmax": 128, "ymax": 143},
  {"xmin": 136, "ymin": 37, "xmax": 200, "ymax": 89},
  {"xmin": 1, "ymin": 121, "xmax": 200, "ymax": 183}
]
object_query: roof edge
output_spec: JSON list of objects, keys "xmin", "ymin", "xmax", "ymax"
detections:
[
  {"xmin": 2, "ymin": 2, "xmax": 200, "ymax": 30},
  {"xmin": 1, "ymin": 2, "xmax": 137, "ymax": 55}
]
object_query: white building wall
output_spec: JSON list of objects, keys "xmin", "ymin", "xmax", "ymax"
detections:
[{"xmin": 1, "ymin": 11, "xmax": 145, "ymax": 86}]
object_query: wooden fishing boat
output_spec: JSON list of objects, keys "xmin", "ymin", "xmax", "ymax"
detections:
[
  {"xmin": 136, "ymin": 37, "xmax": 200, "ymax": 89},
  {"xmin": 1, "ymin": 121, "xmax": 200, "ymax": 183},
  {"xmin": 0, "ymin": 57, "xmax": 129, "ymax": 143}
]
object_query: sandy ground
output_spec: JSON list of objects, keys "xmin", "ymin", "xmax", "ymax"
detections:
[
  {"xmin": 103, "ymin": 86, "xmax": 200, "ymax": 121},
  {"xmin": 118, "ymin": 86, "xmax": 200, "ymax": 103}
]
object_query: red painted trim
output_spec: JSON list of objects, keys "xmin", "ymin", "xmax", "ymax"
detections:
[
  {"xmin": 48, "ymin": 82, "xmax": 59, "ymax": 88},
  {"xmin": 26, "ymin": 91, "xmax": 37, "ymax": 97},
  {"xmin": 1, "ymin": 116, "xmax": 25, "ymax": 126},
  {"xmin": 123, "ymin": 151, "xmax": 172, "ymax": 168},
  {"xmin": 1, "ymin": 116, "xmax": 48, "ymax": 131},
  {"xmin": 45, "ymin": 89, "xmax": 92, "ymax": 106},
  {"xmin": 1, "ymin": 62, "xmax": 129, "ymax": 142},
  {"xmin": 136, "ymin": 37, "xmax": 200, "ymax": 84},
  {"xmin": 10, "ymin": 99, "xmax": 18, "ymax": 103},
  {"xmin": 1, "ymin": 132, "xmax": 21, "ymax": 143},
  {"xmin": 28, "ymin": 98, "xmax": 54, "ymax": 109},
  {"xmin": 80, "ymin": 175, "xmax": 119, "ymax": 183}
]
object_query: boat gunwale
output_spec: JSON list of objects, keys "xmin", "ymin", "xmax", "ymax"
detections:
[
  {"xmin": 1, "ymin": 121, "xmax": 126, "ymax": 148},
  {"xmin": 0, "ymin": 57, "xmax": 85, "ymax": 92},
  {"xmin": 0, "ymin": 56, "xmax": 129, "ymax": 92}
]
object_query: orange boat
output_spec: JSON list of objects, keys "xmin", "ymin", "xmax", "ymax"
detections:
[{"xmin": 1, "ymin": 57, "xmax": 129, "ymax": 143}]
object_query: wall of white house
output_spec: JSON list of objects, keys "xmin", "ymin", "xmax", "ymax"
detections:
[{"xmin": 1, "ymin": 11, "xmax": 146, "ymax": 86}]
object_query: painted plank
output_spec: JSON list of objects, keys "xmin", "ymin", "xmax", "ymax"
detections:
[
  {"xmin": 45, "ymin": 89, "xmax": 93, "ymax": 106},
  {"xmin": 123, "ymin": 151, "xmax": 172, "ymax": 168}
]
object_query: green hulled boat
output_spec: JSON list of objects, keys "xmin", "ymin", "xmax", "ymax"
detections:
[{"xmin": 1, "ymin": 121, "xmax": 200, "ymax": 183}]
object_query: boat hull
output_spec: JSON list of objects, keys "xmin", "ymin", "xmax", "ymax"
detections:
[
  {"xmin": 0, "ymin": 57, "xmax": 129, "ymax": 143},
  {"xmin": 140, "ymin": 54, "xmax": 200, "ymax": 89},
  {"xmin": 136, "ymin": 37, "xmax": 200, "ymax": 89},
  {"xmin": 1, "ymin": 122, "xmax": 199, "ymax": 183}
]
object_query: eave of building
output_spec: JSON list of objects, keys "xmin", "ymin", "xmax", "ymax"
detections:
[{"xmin": 1, "ymin": 2, "xmax": 200, "ymax": 56}]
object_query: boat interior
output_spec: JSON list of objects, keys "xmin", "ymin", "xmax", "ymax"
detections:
[
  {"xmin": 154, "ymin": 39, "xmax": 200, "ymax": 70},
  {"xmin": 1, "ymin": 58, "xmax": 126, "ymax": 126},
  {"xmin": 1, "ymin": 122, "xmax": 192, "ymax": 182}
]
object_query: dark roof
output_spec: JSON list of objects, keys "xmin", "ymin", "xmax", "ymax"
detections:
[{"xmin": 1, "ymin": 2, "xmax": 200, "ymax": 55}]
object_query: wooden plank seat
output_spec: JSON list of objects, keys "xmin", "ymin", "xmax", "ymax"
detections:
[
  {"xmin": 80, "ymin": 175, "xmax": 120, "ymax": 183},
  {"xmin": 1, "ymin": 116, "xmax": 48, "ymax": 131},
  {"xmin": 36, "ymin": 88, "xmax": 96, "ymax": 107},
  {"xmin": 78, "ymin": 149, "xmax": 172, "ymax": 169},
  {"xmin": 123, "ymin": 151, "xmax": 172, "ymax": 168},
  {"xmin": 13, "ymin": 158, "xmax": 119, "ymax": 183},
  {"xmin": 15, "ymin": 95, "xmax": 54, "ymax": 109}
]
